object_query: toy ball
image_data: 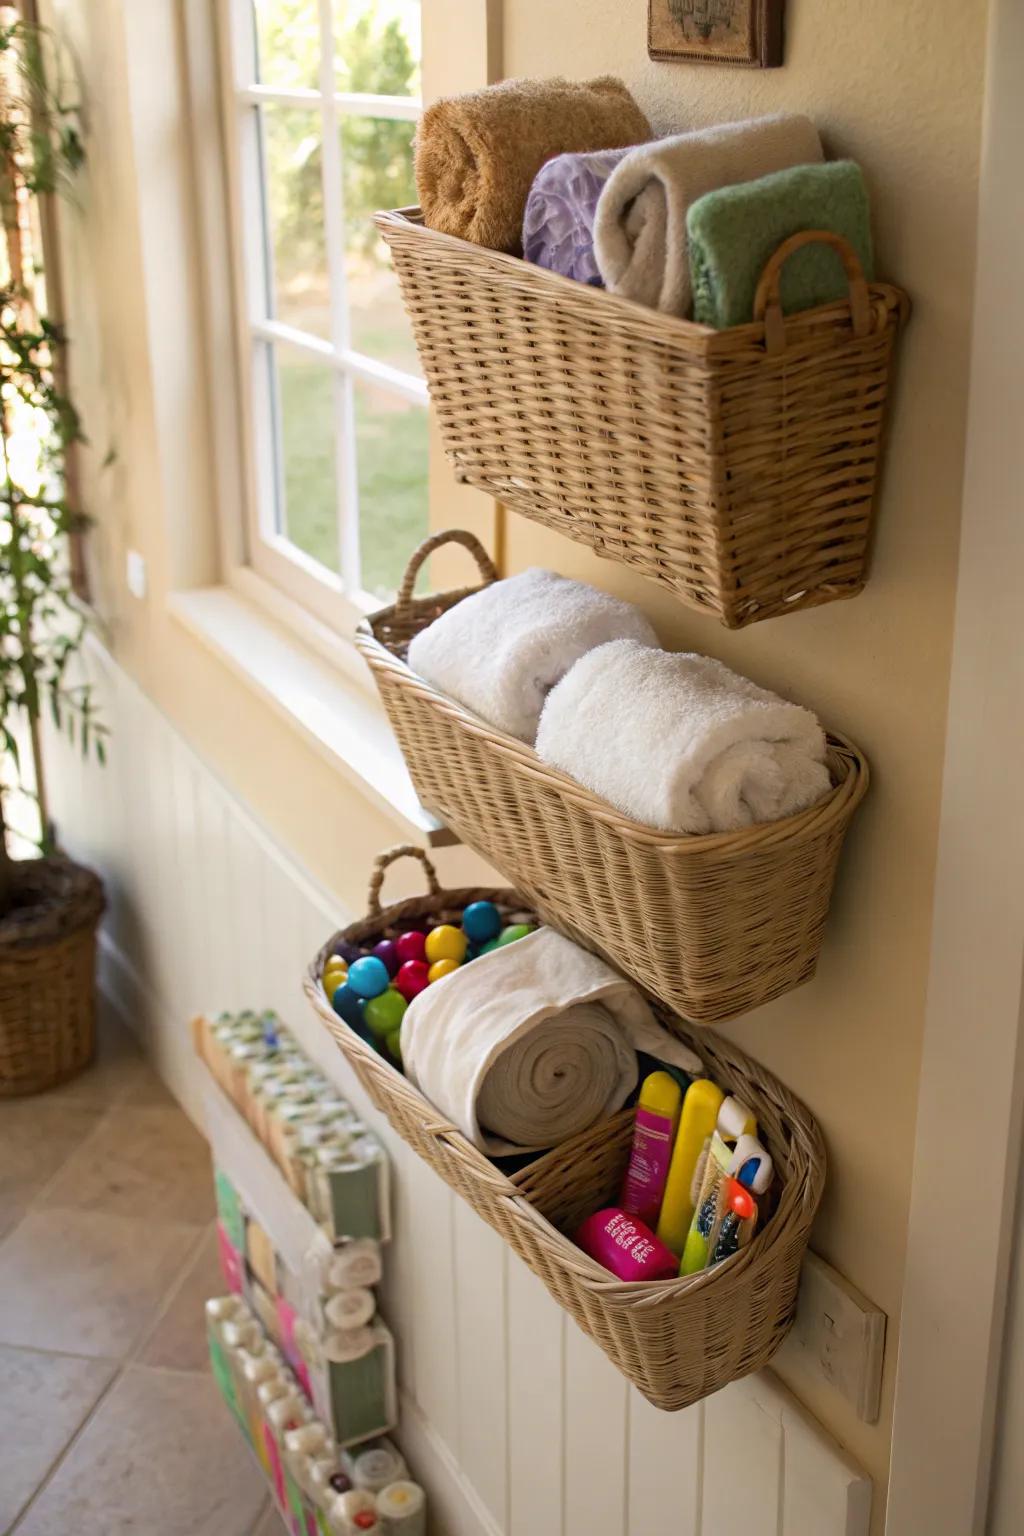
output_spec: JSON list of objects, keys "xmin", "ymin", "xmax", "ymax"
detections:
[
  {"xmin": 395, "ymin": 958, "xmax": 430, "ymax": 1002},
  {"xmin": 497, "ymin": 923, "xmax": 534, "ymax": 947},
  {"xmin": 396, "ymin": 930, "xmax": 427, "ymax": 965},
  {"xmin": 462, "ymin": 900, "xmax": 502, "ymax": 944},
  {"xmin": 323, "ymin": 961, "xmax": 348, "ymax": 989},
  {"xmin": 425, "ymin": 924, "xmax": 468, "ymax": 966},
  {"xmin": 371, "ymin": 939, "xmax": 400, "ymax": 978},
  {"xmin": 347, "ymin": 955, "xmax": 391, "ymax": 999},
  {"xmin": 477, "ymin": 938, "xmax": 502, "ymax": 955},
  {"xmin": 363, "ymin": 988, "xmax": 408, "ymax": 1039},
  {"xmin": 331, "ymin": 983, "xmax": 365, "ymax": 1027},
  {"xmin": 385, "ymin": 1030, "xmax": 403, "ymax": 1063},
  {"xmin": 428, "ymin": 957, "xmax": 460, "ymax": 985},
  {"xmin": 332, "ymin": 940, "xmax": 364, "ymax": 967}
]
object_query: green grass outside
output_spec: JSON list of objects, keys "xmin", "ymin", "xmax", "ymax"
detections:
[{"xmin": 278, "ymin": 352, "xmax": 427, "ymax": 599}]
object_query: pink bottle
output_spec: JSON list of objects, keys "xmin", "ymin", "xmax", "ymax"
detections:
[{"xmin": 576, "ymin": 1208, "xmax": 679, "ymax": 1281}]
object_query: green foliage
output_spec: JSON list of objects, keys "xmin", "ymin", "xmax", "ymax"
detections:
[
  {"xmin": 0, "ymin": 21, "xmax": 96, "ymax": 857},
  {"xmin": 261, "ymin": 0, "xmax": 419, "ymax": 287}
]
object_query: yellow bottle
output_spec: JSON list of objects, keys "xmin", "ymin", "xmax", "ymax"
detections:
[{"xmin": 655, "ymin": 1079, "xmax": 725, "ymax": 1257}]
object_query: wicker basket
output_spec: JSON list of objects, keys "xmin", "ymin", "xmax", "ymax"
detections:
[
  {"xmin": 356, "ymin": 531, "xmax": 870, "ymax": 1024},
  {"xmin": 0, "ymin": 856, "xmax": 105, "ymax": 1096},
  {"xmin": 305, "ymin": 845, "xmax": 826, "ymax": 1410},
  {"xmin": 376, "ymin": 209, "xmax": 909, "ymax": 628}
]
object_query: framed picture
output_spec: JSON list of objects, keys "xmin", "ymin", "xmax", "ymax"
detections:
[{"xmin": 648, "ymin": 0, "xmax": 785, "ymax": 68}]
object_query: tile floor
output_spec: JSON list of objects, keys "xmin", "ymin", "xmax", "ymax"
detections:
[{"xmin": 0, "ymin": 1004, "xmax": 280, "ymax": 1536}]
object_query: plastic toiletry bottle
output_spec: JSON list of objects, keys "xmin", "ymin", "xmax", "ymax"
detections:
[
  {"xmin": 679, "ymin": 1097, "xmax": 757, "ymax": 1276},
  {"xmin": 376, "ymin": 1481, "xmax": 427, "ymax": 1536},
  {"xmin": 655, "ymin": 1078, "xmax": 724, "ymax": 1256},
  {"xmin": 618, "ymin": 1071, "xmax": 683, "ymax": 1229},
  {"xmin": 710, "ymin": 1179, "xmax": 759, "ymax": 1265},
  {"xmin": 576, "ymin": 1208, "xmax": 679, "ymax": 1281}
]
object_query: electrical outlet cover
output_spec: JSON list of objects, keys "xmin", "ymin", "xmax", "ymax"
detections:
[{"xmin": 790, "ymin": 1252, "xmax": 887, "ymax": 1423}]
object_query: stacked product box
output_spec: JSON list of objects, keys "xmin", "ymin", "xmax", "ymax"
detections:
[
  {"xmin": 194, "ymin": 1011, "xmax": 405, "ymax": 1461},
  {"xmin": 207, "ymin": 1294, "xmax": 426, "ymax": 1535}
]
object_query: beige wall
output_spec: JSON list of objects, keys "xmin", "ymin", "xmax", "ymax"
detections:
[{"xmin": 46, "ymin": 0, "xmax": 990, "ymax": 1528}]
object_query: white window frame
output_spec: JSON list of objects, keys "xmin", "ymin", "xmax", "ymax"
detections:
[{"xmin": 216, "ymin": 0, "xmax": 428, "ymax": 634}]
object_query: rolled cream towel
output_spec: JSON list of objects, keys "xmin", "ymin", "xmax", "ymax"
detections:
[
  {"xmin": 593, "ymin": 113, "xmax": 823, "ymax": 315},
  {"xmin": 415, "ymin": 76, "xmax": 652, "ymax": 253},
  {"xmin": 401, "ymin": 927, "xmax": 702, "ymax": 1156},
  {"xmin": 535, "ymin": 640, "xmax": 832, "ymax": 834},
  {"xmin": 406, "ymin": 566, "xmax": 658, "ymax": 743}
]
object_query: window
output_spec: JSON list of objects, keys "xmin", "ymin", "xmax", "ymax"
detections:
[{"xmin": 221, "ymin": 0, "xmax": 427, "ymax": 623}]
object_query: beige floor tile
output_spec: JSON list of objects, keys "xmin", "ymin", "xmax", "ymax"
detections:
[
  {"xmin": 250, "ymin": 1503, "xmax": 286, "ymax": 1535},
  {"xmin": 0, "ymin": 1344, "xmax": 116, "ymax": 1532},
  {"xmin": 39, "ymin": 1102, "xmax": 214, "ymax": 1226},
  {"xmin": 0, "ymin": 1207, "xmax": 198, "ymax": 1358},
  {"xmin": 14, "ymin": 1364, "xmax": 266, "ymax": 1536},
  {"xmin": 0, "ymin": 1099, "xmax": 101, "ymax": 1240},
  {"xmin": 138, "ymin": 1224, "xmax": 224, "ymax": 1372},
  {"xmin": 45, "ymin": 1007, "xmax": 174, "ymax": 1111}
]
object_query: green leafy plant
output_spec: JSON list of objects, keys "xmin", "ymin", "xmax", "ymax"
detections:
[{"xmin": 0, "ymin": 16, "xmax": 99, "ymax": 914}]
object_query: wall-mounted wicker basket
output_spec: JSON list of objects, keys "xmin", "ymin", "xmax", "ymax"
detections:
[
  {"xmin": 376, "ymin": 209, "xmax": 909, "ymax": 628},
  {"xmin": 355, "ymin": 531, "xmax": 870, "ymax": 1025},
  {"xmin": 305, "ymin": 845, "xmax": 826, "ymax": 1412}
]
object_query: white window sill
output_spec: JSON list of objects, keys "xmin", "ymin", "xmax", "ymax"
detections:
[{"xmin": 167, "ymin": 583, "xmax": 452, "ymax": 847}]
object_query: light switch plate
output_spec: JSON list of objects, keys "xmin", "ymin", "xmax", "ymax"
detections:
[{"xmin": 789, "ymin": 1252, "xmax": 887, "ymax": 1423}]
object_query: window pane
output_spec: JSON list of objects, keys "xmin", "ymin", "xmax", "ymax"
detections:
[
  {"xmin": 354, "ymin": 381, "xmax": 428, "ymax": 599},
  {"xmin": 334, "ymin": 0, "xmax": 421, "ymax": 96},
  {"xmin": 260, "ymin": 106, "xmax": 330, "ymax": 339},
  {"xmin": 251, "ymin": 0, "xmax": 321, "ymax": 90},
  {"xmin": 342, "ymin": 115, "xmax": 420, "ymax": 376},
  {"xmin": 276, "ymin": 343, "xmax": 340, "ymax": 570}
]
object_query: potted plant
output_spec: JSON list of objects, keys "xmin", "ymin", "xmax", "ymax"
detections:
[{"xmin": 0, "ymin": 14, "xmax": 105, "ymax": 1096}]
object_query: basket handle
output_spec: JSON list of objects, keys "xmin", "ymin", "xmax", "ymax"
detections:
[
  {"xmin": 753, "ymin": 229, "xmax": 872, "ymax": 357},
  {"xmin": 367, "ymin": 844, "xmax": 442, "ymax": 916},
  {"xmin": 395, "ymin": 529, "xmax": 499, "ymax": 620}
]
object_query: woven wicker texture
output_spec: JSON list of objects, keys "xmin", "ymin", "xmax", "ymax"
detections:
[
  {"xmin": 0, "ymin": 857, "xmax": 105, "ymax": 1096},
  {"xmin": 304, "ymin": 846, "xmax": 826, "ymax": 1410},
  {"xmin": 356, "ymin": 531, "xmax": 870, "ymax": 1024},
  {"xmin": 376, "ymin": 210, "xmax": 909, "ymax": 628}
]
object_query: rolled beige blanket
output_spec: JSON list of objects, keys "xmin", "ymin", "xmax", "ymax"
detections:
[
  {"xmin": 415, "ymin": 76, "xmax": 652, "ymax": 253},
  {"xmin": 400, "ymin": 927, "xmax": 701, "ymax": 1156}
]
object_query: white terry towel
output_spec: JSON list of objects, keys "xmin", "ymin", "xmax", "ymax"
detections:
[
  {"xmin": 401, "ymin": 927, "xmax": 701, "ymax": 1156},
  {"xmin": 535, "ymin": 640, "xmax": 832, "ymax": 835},
  {"xmin": 593, "ymin": 113, "xmax": 823, "ymax": 316},
  {"xmin": 405, "ymin": 567, "xmax": 658, "ymax": 743}
]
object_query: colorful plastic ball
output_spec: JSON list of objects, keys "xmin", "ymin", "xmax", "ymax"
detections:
[
  {"xmin": 428, "ymin": 957, "xmax": 461, "ymax": 984},
  {"xmin": 396, "ymin": 930, "xmax": 427, "ymax": 965},
  {"xmin": 385, "ymin": 1030, "xmax": 403, "ymax": 1063},
  {"xmin": 478, "ymin": 938, "xmax": 502, "ymax": 955},
  {"xmin": 331, "ymin": 983, "xmax": 365, "ymax": 1027},
  {"xmin": 323, "ymin": 962, "xmax": 348, "ymax": 990},
  {"xmin": 371, "ymin": 939, "xmax": 400, "ymax": 978},
  {"xmin": 332, "ymin": 940, "xmax": 364, "ymax": 967},
  {"xmin": 363, "ymin": 987, "xmax": 408, "ymax": 1039},
  {"xmin": 425, "ymin": 924, "xmax": 468, "ymax": 965},
  {"xmin": 347, "ymin": 955, "xmax": 391, "ymax": 999},
  {"xmin": 462, "ymin": 900, "xmax": 502, "ymax": 944},
  {"xmin": 395, "ymin": 958, "xmax": 430, "ymax": 1001},
  {"xmin": 497, "ymin": 923, "xmax": 534, "ymax": 947}
]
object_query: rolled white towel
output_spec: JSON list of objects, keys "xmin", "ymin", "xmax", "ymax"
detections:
[
  {"xmin": 593, "ymin": 113, "xmax": 823, "ymax": 316},
  {"xmin": 405, "ymin": 567, "xmax": 658, "ymax": 743},
  {"xmin": 535, "ymin": 640, "xmax": 832, "ymax": 834},
  {"xmin": 401, "ymin": 926, "xmax": 701, "ymax": 1156}
]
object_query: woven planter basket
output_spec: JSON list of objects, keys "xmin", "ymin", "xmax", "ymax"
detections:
[
  {"xmin": 376, "ymin": 209, "xmax": 909, "ymax": 628},
  {"xmin": 356, "ymin": 530, "xmax": 870, "ymax": 1024},
  {"xmin": 305, "ymin": 846, "xmax": 826, "ymax": 1410},
  {"xmin": 0, "ymin": 856, "xmax": 105, "ymax": 1096}
]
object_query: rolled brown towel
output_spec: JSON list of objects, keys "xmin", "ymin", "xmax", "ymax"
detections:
[{"xmin": 415, "ymin": 76, "xmax": 652, "ymax": 254}]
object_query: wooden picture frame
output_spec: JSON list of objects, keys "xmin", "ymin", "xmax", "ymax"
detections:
[{"xmin": 648, "ymin": 0, "xmax": 785, "ymax": 68}]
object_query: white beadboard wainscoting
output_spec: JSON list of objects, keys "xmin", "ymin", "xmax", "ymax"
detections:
[{"xmin": 45, "ymin": 644, "xmax": 871, "ymax": 1536}]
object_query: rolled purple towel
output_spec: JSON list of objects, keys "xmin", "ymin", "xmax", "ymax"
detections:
[{"xmin": 522, "ymin": 145, "xmax": 635, "ymax": 286}]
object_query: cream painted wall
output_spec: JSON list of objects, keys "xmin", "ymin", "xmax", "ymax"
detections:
[{"xmin": 42, "ymin": 1, "xmax": 989, "ymax": 1531}]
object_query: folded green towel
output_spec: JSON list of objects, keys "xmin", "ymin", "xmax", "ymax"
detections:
[{"xmin": 687, "ymin": 160, "xmax": 874, "ymax": 330}]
